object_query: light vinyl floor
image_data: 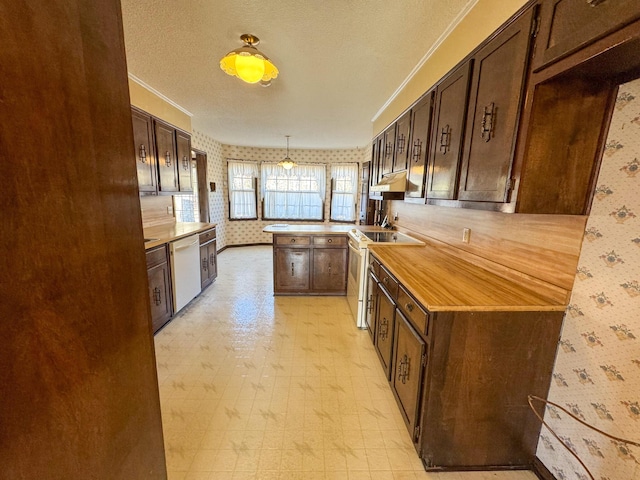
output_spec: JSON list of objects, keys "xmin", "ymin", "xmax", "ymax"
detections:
[{"xmin": 154, "ymin": 245, "xmax": 537, "ymax": 480}]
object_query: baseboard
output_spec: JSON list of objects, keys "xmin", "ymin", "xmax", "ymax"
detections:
[
  {"xmin": 532, "ymin": 457, "xmax": 556, "ymax": 480},
  {"xmin": 217, "ymin": 243, "xmax": 271, "ymax": 253}
]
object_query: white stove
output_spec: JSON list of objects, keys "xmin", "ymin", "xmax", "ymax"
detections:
[{"xmin": 346, "ymin": 228, "xmax": 424, "ymax": 328}]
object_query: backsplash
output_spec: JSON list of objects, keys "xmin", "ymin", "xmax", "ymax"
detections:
[{"xmin": 536, "ymin": 79, "xmax": 640, "ymax": 479}]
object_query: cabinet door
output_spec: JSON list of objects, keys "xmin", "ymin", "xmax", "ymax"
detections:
[
  {"xmin": 199, "ymin": 244, "xmax": 211, "ymax": 290},
  {"xmin": 382, "ymin": 124, "xmax": 396, "ymax": 175},
  {"xmin": 154, "ymin": 120, "xmax": 179, "ymax": 192},
  {"xmin": 365, "ymin": 270, "xmax": 378, "ymax": 341},
  {"xmin": 176, "ymin": 130, "xmax": 193, "ymax": 192},
  {"xmin": 275, "ymin": 248, "xmax": 310, "ymax": 292},
  {"xmin": 533, "ymin": 0, "xmax": 640, "ymax": 71},
  {"xmin": 458, "ymin": 8, "xmax": 534, "ymax": 203},
  {"xmin": 392, "ymin": 310, "xmax": 426, "ymax": 442},
  {"xmin": 405, "ymin": 92, "xmax": 433, "ymax": 200},
  {"xmin": 312, "ymin": 248, "xmax": 347, "ymax": 292},
  {"xmin": 427, "ymin": 62, "xmax": 471, "ymax": 200},
  {"xmin": 131, "ymin": 108, "xmax": 156, "ymax": 193},
  {"xmin": 208, "ymin": 240, "xmax": 217, "ymax": 282},
  {"xmin": 375, "ymin": 285, "xmax": 395, "ymax": 380},
  {"xmin": 393, "ymin": 111, "xmax": 411, "ymax": 172},
  {"xmin": 148, "ymin": 261, "xmax": 172, "ymax": 333}
]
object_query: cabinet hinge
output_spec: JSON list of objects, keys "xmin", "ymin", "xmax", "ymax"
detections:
[
  {"xmin": 506, "ymin": 177, "xmax": 516, "ymax": 192},
  {"xmin": 421, "ymin": 351, "xmax": 427, "ymax": 367},
  {"xmin": 413, "ymin": 425, "xmax": 421, "ymax": 441},
  {"xmin": 531, "ymin": 15, "xmax": 541, "ymax": 38}
]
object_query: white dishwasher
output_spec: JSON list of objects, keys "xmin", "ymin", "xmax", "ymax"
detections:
[{"xmin": 170, "ymin": 234, "xmax": 201, "ymax": 313}]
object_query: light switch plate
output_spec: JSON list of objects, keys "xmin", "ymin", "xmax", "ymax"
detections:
[{"xmin": 462, "ymin": 228, "xmax": 471, "ymax": 243}]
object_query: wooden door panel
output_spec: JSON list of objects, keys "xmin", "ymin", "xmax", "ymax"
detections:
[
  {"xmin": 394, "ymin": 111, "xmax": 411, "ymax": 172},
  {"xmin": 406, "ymin": 93, "xmax": 433, "ymax": 200},
  {"xmin": 365, "ymin": 270, "xmax": 378, "ymax": 341},
  {"xmin": 459, "ymin": 9, "xmax": 533, "ymax": 202},
  {"xmin": 275, "ymin": 249, "xmax": 310, "ymax": 291},
  {"xmin": 176, "ymin": 130, "xmax": 192, "ymax": 192},
  {"xmin": 148, "ymin": 262, "xmax": 172, "ymax": 333},
  {"xmin": 312, "ymin": 248, "xmax": 347, "ymax": 291},
  {"xmin": 427, "ymin": 62, "xmax": 471, "ymax": 200},
  {"xmin": 382, "ymin": 125, "xmax": 396, "ymax": 175},
  {"xmin": 154, "ymin": 121, "xmax": 179, "ymax": 192},
  {"xmin": 375, "ymin": 286, "xmax": 395, "ymax": 380},
  {"xmin": 131, "ymin": 109, "xmax": 156, "ymax": 193}
]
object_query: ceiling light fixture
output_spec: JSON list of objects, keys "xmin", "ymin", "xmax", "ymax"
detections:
[
  {"xmin": 278, "ymin": 136, "xmax": 297, "ymax": 170},
  {"xmin": 220, "ymin": 34, "xmax": 279, "ymax": 84}
]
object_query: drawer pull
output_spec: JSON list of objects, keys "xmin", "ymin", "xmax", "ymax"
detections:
[
  {"xmin": 327, "ymin": 238, "xmax": 332, "ymax": 243},
  {"xmin": 383, "ymin": 277, "xmax": 389, "ymax": 284},
  {"xmin": 291, "ymin": 262, "xmax": 294, "ymax": 276},
  {"xmin": 405, "ymin": 303, "xmax": 414, "ymax": 312},
  {"xmin": 397, "ymin": 354, "xmax": 410, "ymax": 384},
  {"xmin": 153, "ymin": 287, "xmax": 162, "ymax": 306},
  {"xmin": 586, "ymin": 0, "xmax": 606, "ymax": 5},
  {"xmin": 139, "ymin": 144, "xmax": 147, "ymax": 163},
  {"xmin": 291, "ymin": 238, "xmax": 296, "ymax": 243}
]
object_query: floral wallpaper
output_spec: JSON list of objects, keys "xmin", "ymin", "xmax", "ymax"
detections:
[
  {"xmin": 221, "ymin": 145, "xmax": 369, "ymax": 246},
  {"xmin": 536, "ymin": 79, "xmax": 640, "ymax": 480}
]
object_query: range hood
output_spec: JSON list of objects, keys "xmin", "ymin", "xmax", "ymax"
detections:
[{"xmin": 370, "ymin": 171, "xmax": 406, "ymax": 193}]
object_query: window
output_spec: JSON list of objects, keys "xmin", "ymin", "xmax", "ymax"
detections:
[
  {"xmin": 330, "ymin": 164, "xmax": 358, "ymax": 222},
  {"xmin": 261, "ymin": 163, "xmax": 326, "ymax": 220},
  {"xmin": 174, "ymin": 159, "xmax": 200, "ymax": 222},
  {"xmin": 228, "ymin": 160, "xmax": 258, "ymax": 219}
]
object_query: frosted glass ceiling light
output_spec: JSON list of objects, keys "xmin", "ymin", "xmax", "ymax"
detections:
[
  {"xmin": 278, "ymin": 136, "xmax": 297, "ymax": 170},
  {"xmin": 220, "ymin": 34, "xmax": 279, "ymax": 84}
]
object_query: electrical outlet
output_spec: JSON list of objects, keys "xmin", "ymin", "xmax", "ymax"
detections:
[
  {"xmin": 462, "ymin": 228, "xmax": 471, "ymax": 243},
  {"xmin": 393, "ymin": 212, "xmax": 398, "ymax": 221}
]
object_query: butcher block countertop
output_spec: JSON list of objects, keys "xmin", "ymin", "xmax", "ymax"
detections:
[
  {"xmin": 143, "ymin": 222, "xmax": 216, "ymax": 250},
  {"xmin": 369, "ymin": 245, "xmax": 567, "ymax": 312},
  {"xmin": 263, "ymin": 224, "xmax": 388, "ymax": 234}
]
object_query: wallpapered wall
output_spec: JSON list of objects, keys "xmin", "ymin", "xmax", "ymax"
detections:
[
  {"xmin": 190, "ymin": 133, "xmax": 370, "ymax": 248},
  {"xmin": 536, "ymin": 79, "xmax": 640, "ymax": 480}
]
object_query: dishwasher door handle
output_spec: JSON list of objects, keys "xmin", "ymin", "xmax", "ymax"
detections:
[{"xmin": 173, "ymin": 236, "xmax": 199, "ymax": 251}]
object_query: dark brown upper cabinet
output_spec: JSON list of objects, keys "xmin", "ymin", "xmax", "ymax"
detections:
[
  {"xmin": 458, "ymin": 7, "xmax": 535, "ymax": 203},
  {"xmin": 404, "ymin": 91, "xmax": 434, "ymax": 202},
  {"xmin": 532, "ymin": 0, "xmax": 640, "ymax": 72},
  {"xmin": 370, "ymin": 135, "xmax": 383, "ymax": 189},
  {"xmin": 176, "ymin": 130, "xmax": 193, "ymax": 192},
  {"xmin": 154, "ymin": 119, "xmax": 180, "ymax": 193},
  {"xmin": 426, "ymin": 62, "xmax": 472, "ymax": 200},
  {"xmin": 393, "ymin": 111, "xmax": 411, "ymax": 172},
  {"xmin": 382, "ymin": 124, "xmax": 396, "ymax": 175},
  {"xmin": 131, "ymin": 107, "xmax": 157, "ymax": 194}
]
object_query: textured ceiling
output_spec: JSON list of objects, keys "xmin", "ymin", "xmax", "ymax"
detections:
[{"xmin": 121, "ymin": 0, "xmax": 471, "ymax": 149}]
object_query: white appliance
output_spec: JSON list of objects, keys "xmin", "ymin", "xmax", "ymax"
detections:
[
  {"xmin": 170, "ymin": 234, "xmax": 201, "ymax": 313},
  {"xmin": 346, "ymin": 229, "xmax": 424, "ymax": 328}
]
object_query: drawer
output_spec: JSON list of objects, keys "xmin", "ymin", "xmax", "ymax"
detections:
[
  {"xmin": 275, "ymin": 235, "xmax": 310, "ymax": 246},
  {"xmin": 379, "ymin": 264, "xmax": 399, "ymax": 299},
  {"xmin": 397, "ymin": 284, "xmax": 429, "ymax": 337},
  {"xmin": 313, "ymin": 235, "xmax": 346, "ymax": 246},
  {"xmin": 146, "ymin": 245, "xmax": 168, "ymax": 269},
  {"xmin": 199, "ymin": 228, "xmax": 216, "ymax": 245}
]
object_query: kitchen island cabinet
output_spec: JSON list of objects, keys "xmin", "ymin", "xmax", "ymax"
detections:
[{"xmin": 368, "ymin": 245, "xmax": 565, "ymax": 470}]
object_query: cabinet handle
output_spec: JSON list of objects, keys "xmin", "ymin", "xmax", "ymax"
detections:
[
  {"xmin": 328, "ymin": 263, "xmax": 331, "ymax": 273},
  {"xmin": 290, "ymin": 238, "xmax": 296, "ymax": 243},
  {"xmin": 291, "ymin": 262, "xmax": 295, "ymax": 276},
  {"xmin": 202, "ymin": 257, "xmax": 207, "ymax": 271},
  {"xmin": 182, "ymin": 155, "xmax": 189, "ymax": 171},
  {"xmin": 439, "ymin": 124, "xmax": 451, "ymax": 154},
  {"xmin": 412, "ymin": 140, "xmax": 422, "ymax": 162},
  {"xmin": 139, "ymin": 144, "xmax": 147, "ymax": 163},
  {"xmin": 397, "ymin": 354, "xmax": 410, "ymax": 384},
  {"xmin": 586, "ymin": 0, "xmax": 606, "ymax": 5},
  {"xmin": 385, "ymin": 142, "xmax": 393, "ymax": 158},
  {"xmin": 379, "ymin": 318, "xmax": 389, "ymax": 341},
  {"xmin": 165, "ymin": 151, "xmax": 172, "ymax": 167},
  {"xmin": 327, "ymin": 238, "xmax": 332, "ymax": 244},
  {"xmin": 153, "ymin": 287, "xmax": 162, "ymax": 306},
  {"xmin": 383, "ymin": 277, "xmax": 389, "ymax": 284},
  {"xmin": 405, "ymin": 302, "xmax": 414, "ymax": 312},
  {"xmin": 396, "ymin": 134, "xmax": 405, "ymax": 154},
  {"xmin": 210, "ymin": 253, "xmax": 215, "ymax": 267},
  {"xmin": 367, "ymin": 295, "xmax": 374, "ymax": 314},
  {"xmin": 480, "ymin": 102, "xmax": 495, "ymax": 142}
]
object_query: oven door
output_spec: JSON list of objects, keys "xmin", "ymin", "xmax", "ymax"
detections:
[{"xmin": 347, "ymin": 240, "xmax": 367, "ymax": 328}]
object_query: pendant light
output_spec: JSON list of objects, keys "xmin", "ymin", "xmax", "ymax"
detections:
[
  {"xmin": 220, "ymin": 34, "xmax": 279, "ymax": 84},
  {"xmin": 278, "ymin": 136, "xmax": 297, "ymax": 170}
]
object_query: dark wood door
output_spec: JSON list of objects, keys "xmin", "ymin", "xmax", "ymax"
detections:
[
  {"xmin": 176, "ymin": 130, "xmax": 193, "ymax": 192},
  {"xmin": 312, "ymin": 248, "xmax": 347, "ymax": 292},
  {"xmin": 458, "ymin": 8, "xmax": 534, "ymax": 203},
  {"xmin": 405, "ymin": 92, "xmax": 433, "ymax": 200},
  {"xmin": 200, "ymin": 243, "xmax": 211, "ymax": 290},
  {"xmin": 375, "ymin": 285, "xmax": 395, "ymax": 380},
  {"xmin": 148, "ymin": 261, "xmax": 173, "ymax": 333},
  {"xmin": 532, "ymin": 0, "xmax": 640, "ymax": 71},
  {"xmin": 154, "ymin": 120, "xmax": 179, "ymax": 192},
  {"xmin": 365, "ymin": 270, "xmax": 378, "ymax": 341},
  {"xmin": 393, "ymin": 111, "xmax": 411, "ymax": 172},
  {"xmin": 427, "ymin": 62, "xmax": 472, "ymax": 200},
  {"xmin": 392, "ymin": 310, "xmax": 426, "ymax": 443},
  {"xmin": 131, "ymin": 108, "xmax": 157, "ymax": 193},
  {"xmin": 208, "ymin": 240, "xmax": 217, "ymax": 282},
  {"xmin": 382, "ymin": 124, "xmax": 396, "ymax": 175},
  {"xmin": 275, "ymin": 248, "xmax": 310, "ymax": 291}
]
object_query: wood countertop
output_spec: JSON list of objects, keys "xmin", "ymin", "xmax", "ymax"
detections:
[
  {"xmin": 369, "ymin": 245, "xmax": 567, "ymax": 312},
  {"xmin": 263, "ymin": 224, "xmax": 388, "ymax": 234},
  {"xmin": 143, "ymin": 222, "xmax": 216, "ymax": 250}
]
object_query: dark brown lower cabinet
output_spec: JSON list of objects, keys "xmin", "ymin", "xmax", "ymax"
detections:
[
  {"xmin": 272, "ymin": 234, "xmax": 347, "ymax": 295},
  {"xmin": 374, "ymin": 284, "xmax": 395, "ymax": 380},
  {"xmin": 146, "ymin": 245, "xmax": 173, "ymax": 333},
  {"xmin": 199, "ymin": 228, "xmax": 217, "ymax": 290},
  {"xmin": 365, "ymin": 270, "xmax": 378, "ymax": 340},
  {"xmin": 392, "ymin": 310, "xmax": 426, "ymax": 443}
]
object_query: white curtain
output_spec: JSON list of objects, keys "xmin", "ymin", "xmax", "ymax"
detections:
[
  {"xmin": 330, "ymin": 164, "xmax": 358, "ymax": 221},
  {"xmin": 261, "ymin": 163, "xmax": 326, "ymax": 220},
  {"xmin": 228, "ymin": 160, "xmax": 258, "ymax": 219}
]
